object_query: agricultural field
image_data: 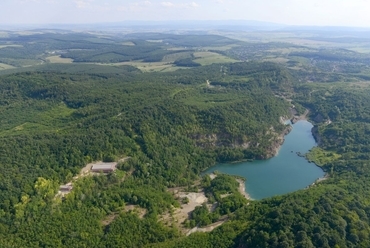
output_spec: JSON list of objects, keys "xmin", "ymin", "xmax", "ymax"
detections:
[
  {"xmin": 0, "ymin": 44, "xmax": 22, "ymax": 49},
  {"xmin": 97, "ymin": 60, "xmax": 187, "ymax": 72},
  {"xmin": 0, "ymin": 62, "xmax": 15, "ymax": 70},
  {"xmin": 162, "ymin": 51, "xmax": 193, "ymax": 62},
  {"xmin": 121, "ymin": 41, "xmax": 135, "ymax": 46},
  {"xmin": 0, "ymin": 32, "xmax": 9, "ymax": 38},
  {"xmin": 201, "ymin": 44, "xmax": 240, "ymax": 51},
  {"xmin": 46, "ymin": 55, "xmax": 74, "ymax": 64},
  {"xmin": 193, "ymin": 51, "xmax": 239, "ymax": 65}
]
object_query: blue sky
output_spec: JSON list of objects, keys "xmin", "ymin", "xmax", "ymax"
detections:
[{"xmin": 1, "ymin": 0, "xmax": 370, "ymax": 27}]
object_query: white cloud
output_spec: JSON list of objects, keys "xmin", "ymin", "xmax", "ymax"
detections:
[
  {"xmin": 188, "ymin": 2, "xmax": 199, "ymax": 7},
  {"xmin": 161, "ymin": 1, "xmax": 174, "ymax": 7},
  {"xmin": 160, "ymin": 1, "xmax": 199, "ymax": 8},
  {"xmin": 16, "ymin": 0, "xmax": 57, "ymax": 3},
  {"xmin": 115, "ymin": 1, "xmax": 154, "ymax": 13},
  {"xmin": 3, "ymin": 0, "xmax": 370, "ymax": 27},
  {"xmin": 74, "ymin": 0, "xmax": 92, "ymax": 9},
  {"xmin": 130, "ymin": 1, "xmax": 152, "ymax": 7}
]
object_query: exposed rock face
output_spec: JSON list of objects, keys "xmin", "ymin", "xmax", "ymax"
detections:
[
  {"xmin": 263, "ymin": 125, "xmax": 293, "ymax": 159},
  {"xmin": 311, "ymin": 125, "xmax": 321, "ymax": 145},
  {"xmin": 290, "ymin": 109, "xmax": 309, "ymax": 124},
  {"xmin": 191, "ymin": 133, "xmax": 250, "ymax": 149},
  {"xmin": 191, "ymin": 124, "xmax": 292, "ymax": 160}
]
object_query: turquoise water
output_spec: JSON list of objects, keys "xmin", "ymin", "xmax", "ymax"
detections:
[{"xmin": 202, "ymin": 120, "xmax": 325, "ymax": 200}]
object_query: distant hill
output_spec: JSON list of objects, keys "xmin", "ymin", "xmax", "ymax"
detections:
[{"xmin": 0, "ymin": 20, "xmax": 287, "ymax": 32}]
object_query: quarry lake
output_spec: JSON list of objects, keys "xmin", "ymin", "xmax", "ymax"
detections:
[{"xmin": 203, "ymin": 120, "xmax": 325, "ymax": 200}]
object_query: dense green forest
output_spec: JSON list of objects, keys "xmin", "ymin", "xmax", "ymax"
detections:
[
  {"xmin": 0, "ymin": 60, "xmax": 291, "ymax": 247},
  {"xmin": 1, "ymin": 30, "xmax": 370, "ymax": 247}
]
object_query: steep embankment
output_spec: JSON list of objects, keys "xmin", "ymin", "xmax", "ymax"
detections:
[{"xmin": 265, "ymin": 125, "xmax": 293, "ymax": 158}]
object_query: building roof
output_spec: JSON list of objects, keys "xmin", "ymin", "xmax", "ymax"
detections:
[
  {"xmin": 59, "ymin": 185, "xmax": 73, "ymax": 190},
  {"xmin": 91, "ymin": 162, "xmax": 116, "ymax": 171}
]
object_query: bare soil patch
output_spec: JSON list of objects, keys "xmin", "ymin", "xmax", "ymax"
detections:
[
  {"xmin": 101, "ymin": 213, "xmax": 119, "ymax": 226},
  {"xmin": 160, "ymin": 189, "xmax": 208, "ymax": 233},
  {"xmin": 186, "ymin": 216, "xmax": 228, "ymax": 236}
]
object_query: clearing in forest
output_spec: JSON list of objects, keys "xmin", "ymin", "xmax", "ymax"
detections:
[
  {"xmin": 46, "ymin": 55, "xmax": 74, "ymax": 64},
  {"xmin": 0, "ymin": 63, "xmax": 15, "ymax": 70},
  {"xmin": 193, "ymin": 51, "xmax": 239, "ymax": 65}
]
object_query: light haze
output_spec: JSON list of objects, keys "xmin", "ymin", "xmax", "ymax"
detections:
[{"xmin": 1, "ymin": 0, "xmax": 370, "ymax": 27}]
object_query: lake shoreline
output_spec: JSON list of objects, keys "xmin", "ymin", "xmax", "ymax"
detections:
[
  {"xmin": 209, "ymin": 173, "xmax": 252, "ymax": 200},
  {"xmin": 203, "ymin": 120, "xmax": 325, "ymax": 200},
  {"xmin": 272, "ymin": 124, "xmax": 293, "ymax": 157},
  {"xmin": 236, "ymin": 178, "xmax": 253, "ymax": 200}
]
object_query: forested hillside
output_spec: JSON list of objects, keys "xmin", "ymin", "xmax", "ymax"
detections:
[
  {"xmin": 1, "ymin": 30, "xmax": 370, "ymax": 247},
  {"xmin": 153, "ymin": 74, "xmax": 370, "ymax": 248},
  {"xmin": 0, "ymin": 61, "xmax": 291, "ymax": 247}
]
